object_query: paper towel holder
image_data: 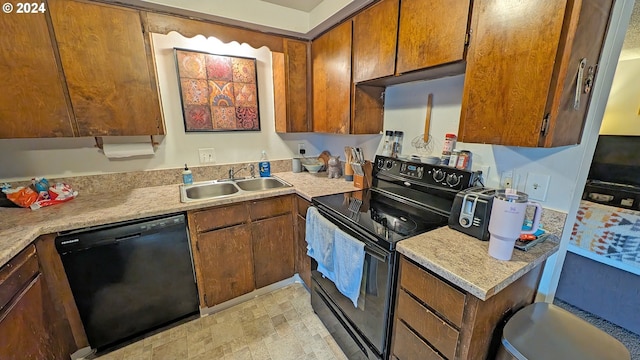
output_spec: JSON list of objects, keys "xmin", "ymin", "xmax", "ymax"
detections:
[{"xmin": 94, "ymin": 136, "xmax": 159, "ymax": 150}]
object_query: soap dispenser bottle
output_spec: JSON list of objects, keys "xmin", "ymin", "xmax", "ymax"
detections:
[
  {"xmin": 182, "ymin": 164, "xmax": 193, "ymax": 184},
  {"xmin": 259, "ymin": 150, "xmax": 271, "ymax": 177}
]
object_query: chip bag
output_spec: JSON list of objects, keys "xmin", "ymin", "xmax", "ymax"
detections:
[
  {"xmin": 30, "ymin": 183, "xmax": 78, "ymax": 210},
  {"xmin": 3, "ymin": 186, "xmax": 39, "ymax": 208}
]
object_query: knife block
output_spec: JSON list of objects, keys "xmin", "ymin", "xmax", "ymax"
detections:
[{"xmin": 353, "ymin": 161, "xmax": 373, "ymax": 189}]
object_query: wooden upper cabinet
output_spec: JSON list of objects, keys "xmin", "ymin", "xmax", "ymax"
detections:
[
  {"xmin": 396, "ymin": 0, "xmax": 470, "ymax": 75},
  {"xmin": 352, "ymin": 0, "xmax": 399, "ymax": 83},
  {"xmin": 274, "ymin": 39, "xmax": 311, "ymax": 132},
  {"xmin": 312, "ymin": 21, "xmax": 353, "ymax": 134},
  {"xmin": 459, "ymin": 0, "xmax": 613, "ymax": 147},
  {"xmin": 0, "ymin": 11, "xmax": 74, "ymax": 138},
  {"xmin": 312, "ymin": 21, "xmax": 384, "ymax": 134},
  {"xmin": 49, "ymin": 0, "xmax": 164, "ymax": 136},
  {"xmin": 541, "ymin": 0, "xmax": 614, "ymax": 147}
]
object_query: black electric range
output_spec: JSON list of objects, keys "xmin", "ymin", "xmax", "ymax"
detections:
[
  {"xmin": 309, "ymin": 155, "xmax": 481, "ymax": 360},
  {"xmin": 312, "ymin": 155, "xmax": 482, "ymax": 251}
]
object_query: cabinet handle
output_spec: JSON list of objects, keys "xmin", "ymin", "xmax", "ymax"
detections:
[{"xmin": 574, "ymin": 58, "xmax": 587, "ymax": 110}]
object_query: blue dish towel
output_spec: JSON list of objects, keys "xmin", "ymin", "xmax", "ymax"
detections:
[
  {"xmin": 333, "ymin": 228, "xmax": 365, "ymax": 308},
  {"xmin": 305, "ymin": 207, "xmax": 336, "ymax": 281}
]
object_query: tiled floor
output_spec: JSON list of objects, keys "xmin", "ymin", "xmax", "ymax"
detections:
[{"xmin": 95, "ymin": 283, "xmax": 347, "ymax": 360}]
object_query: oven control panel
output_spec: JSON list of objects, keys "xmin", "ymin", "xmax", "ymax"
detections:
[{"xmin": 375, "ymin": 155, "xmax": 479, "ymax": 190}]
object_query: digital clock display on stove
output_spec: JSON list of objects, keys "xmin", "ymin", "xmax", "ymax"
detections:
[{"xmin": 400, "ymin": 164, "xmax": 424, "ymax": 179}]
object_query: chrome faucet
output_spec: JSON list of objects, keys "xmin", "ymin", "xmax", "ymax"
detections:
[{"xmin": 228, "ymin": 164, "xmax": 256, "ymax": 180}]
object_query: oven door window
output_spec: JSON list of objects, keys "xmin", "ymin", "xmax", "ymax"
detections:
[{"xmin": 312, "ymin": 251, "xmax": 391, "ymax": 354}]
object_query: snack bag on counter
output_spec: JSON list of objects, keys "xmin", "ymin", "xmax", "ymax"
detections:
[
  {"xmin": 30, "ymin": 183, "xmax": 78, "ymax": 210},
  {"xmin": 2, "ymin": 186, "xmax": 39, "ymax": 208}
]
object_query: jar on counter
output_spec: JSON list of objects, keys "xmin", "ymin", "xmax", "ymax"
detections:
[
  {"xmin": 381, "ymin": 130, "xmax": 394, "ymax": 156},
  {"xmin": 455, "ymin": 150, "xmax": 472, "ymax": 170},
  {"xmin": 392, "ymin": 131, "xmax": 404, "ymax": 158},
  {"xmin": 449, "ymin": 150, "xmax": 460, "ymax": 168},
  {"xmin": 440, "ymin": 133, "xmax": 457, "ymax": 165}
]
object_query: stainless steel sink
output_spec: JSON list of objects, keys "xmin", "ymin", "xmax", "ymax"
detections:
[
  {"xmin": 235, "ymin": 177, "xmax": 291, "ymax": 191},
  {"xmin": 180, "ymin": 177, "xmax": 292, "ymax": 202},
  {"xmin": 181, "ymin": 181, "xmax": 239, "ymax": 202}
]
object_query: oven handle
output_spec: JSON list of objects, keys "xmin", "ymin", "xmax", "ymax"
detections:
[{"xmin": 314, "ymin": 205, "xmax": 388, "ymax": 262}]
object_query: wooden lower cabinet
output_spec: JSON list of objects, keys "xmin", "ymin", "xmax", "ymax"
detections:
[
  {"xmin": 0, "ymin": 245, "xmax": 75, "ymax": 360},
  {"xmin": 196, "ymin": 224, "xmax": 255, "ymax": 307},
  {"xmin": 390, "ymin": 256, "xmax": 544, "ymax": 360},
  {"xmin": 189, "ymin": 195, "xmax": 295, "ymax": 308},
  {"xmin": 253, "ymin": 214, "xmax": 294, "ymax": 289},
  {"xmin": 294, "ymin": 196, "xmax": 312, "ymax": 288}
]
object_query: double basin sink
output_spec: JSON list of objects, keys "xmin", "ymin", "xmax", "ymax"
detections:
[{"xmin": 179, "ymin": 177, "xmax": 292, "ymax": 203}]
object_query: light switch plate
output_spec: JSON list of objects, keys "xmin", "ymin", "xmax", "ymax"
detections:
[
  {"xmin": 525, "ymin": 173, "xmax": 550, "ymax": 201},
  {"xmin": 198, "ymin": 148, "xmax": 216, "ymax": 164}
]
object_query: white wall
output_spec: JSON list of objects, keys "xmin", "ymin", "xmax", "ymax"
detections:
[{"xmin": 600, "ymin": 58, "xmax": 640, "ymax": 135}]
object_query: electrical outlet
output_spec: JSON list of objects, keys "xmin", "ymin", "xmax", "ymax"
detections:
[
  {"xmin": 500, "ymin": 170, "xmax": 514, "ymax": 188},
  {"xmin": 525, "ymin": 173, "xmax": 551, "ymax": 201},
  {"xmin": 298, "ymin": 143, "xmax": 306, "ymax": 155},
  {"xmin": 198, "ymin": 148, "xmax": 216, "ymax": 164}
]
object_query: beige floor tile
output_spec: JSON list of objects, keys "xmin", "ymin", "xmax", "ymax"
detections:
[
  {"xmin": 150, "ymin": 337, "xmax": 188, "ymax": 360},
  {"xmin": 96, "ymin": 283, "xmax": 346, "ymax": 360}
]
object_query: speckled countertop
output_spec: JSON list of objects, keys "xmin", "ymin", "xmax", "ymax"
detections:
[
  {"xmin": 0, "ymin": 171, "xmax": 358, "ymax": 267},
  {"xmin": 397, "ymin": 227, "xmax": 560, "ymax": 301},
  {"xmin": 1, "ymin": 170, "xmax": 566, "ymax": 302}
]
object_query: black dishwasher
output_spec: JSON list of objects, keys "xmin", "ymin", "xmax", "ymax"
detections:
[{"xmin": 56, "ymin": 213, "xmax": 199, "ymax": 351}]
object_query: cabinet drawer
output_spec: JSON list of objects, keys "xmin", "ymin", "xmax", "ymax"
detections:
[
  {"xmin": 250, "ymin": 195, "xmax": 292, "ymax": 221},
  {"xmin": 296, "ymin": 196, "xmax": 311, "ymax": 218},
  {"xmin": 391, "ymin": 318, "xmax": 445, "ymax": 360},
  {"xmin": 400, "ymin": 257, "xmax": 465, "ymax": 327},
  {"xmin": 0, "ymin": 245, "xmax": 39, "ymax": 312},
  {"xmin": 396, "ymin": 290, "xmax": 458, "ymax": 359},
  {"xmin": 192, "ymin": 203, "xmax": 249, "ymax": 233}
]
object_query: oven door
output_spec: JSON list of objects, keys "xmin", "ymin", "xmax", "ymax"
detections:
[{"xmin": 311, "ymin": 206, "xmax": 396, "ymax": 359}]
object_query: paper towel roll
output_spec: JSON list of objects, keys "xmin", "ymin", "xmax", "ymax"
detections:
[{"xmin": 102, "ymin": 142, "xmax": 155, "ymax": 159}]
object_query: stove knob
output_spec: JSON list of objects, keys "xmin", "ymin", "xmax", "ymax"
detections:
[
  {"xmin": 386, "ymin": 160, "xmax": 393, "ymax": 169},
  {"xmin": 447, "ymin": 174, "xmax": 461, "ymax": 187},
  {"xmin": 432, "ymin": 168, "xmax": 445, "ymax": 182}
]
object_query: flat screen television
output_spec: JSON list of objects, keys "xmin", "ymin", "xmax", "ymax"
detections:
[{"xmin": 588, "ymin": 135, "xmax": 640, "ymax": 187}]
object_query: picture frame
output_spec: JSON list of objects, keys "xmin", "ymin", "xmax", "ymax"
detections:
[{"xmin": 174, "ymin": 48, "xmax": 261, "ymax": 132}]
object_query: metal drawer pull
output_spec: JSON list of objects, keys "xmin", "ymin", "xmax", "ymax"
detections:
[{"xmin": 574, "ymin": 58, "xmax": 587, "ymax": 110}]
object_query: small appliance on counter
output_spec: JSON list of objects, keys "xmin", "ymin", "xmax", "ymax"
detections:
[{"xmin": 448, "ymin": 187, "xmax": 496, "ymax": 240}]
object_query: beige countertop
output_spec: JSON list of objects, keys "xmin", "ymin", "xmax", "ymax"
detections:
[
  {"xmin": 397, "ymin": 226, "xmax": 559, "ymax": 301},
  {"xmin": 0, "ymin": 171, "xmax": 358, "ymax": 267},
  {"xmin": 1, "ymin": 170, "xmax": 564, "ymax": 302}
]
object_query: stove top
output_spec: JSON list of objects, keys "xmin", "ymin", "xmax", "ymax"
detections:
[
  {"xmin": 312, "ymin": 189, "xmax": 448, "ymax": 250},
  {"xmin": 311, "ymin": 156, "xmax": 481, "ymax": 251}
]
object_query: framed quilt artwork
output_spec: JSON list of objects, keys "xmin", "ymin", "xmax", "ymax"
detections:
[{"xmin": 174, "ymin": 48, "xmax": 260, "ymax": 132}]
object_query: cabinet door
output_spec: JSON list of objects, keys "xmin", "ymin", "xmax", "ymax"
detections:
[
  {"xmin": 541, "ymin": 0, "xmax": 613, "ymax": 147},
  {"xmin": 195, "ymin": 225, "xmax": 254, "ymax": 307},
  {"xmin": 396, "ymin": 0, "xmax": 470, "ymax": 75},
  {"xmin": 0, "ymin": 11, "xmax": 74, "ymax": 138},
  {"xmin": 0, "ymin": 275, "xmax": 72, "ymax": 360},
  {"xmin": 252, "ymin": 214, "xmax": 294, "ymax": 289},
  {"xmin": 312, "ymin": 21, "xmax": 352, "ymax": 134},
  {"xmin": 352, "ymin": 0, "xmax": 399, "ymax": 83},
  {"xmin": 274, "ymin": 39, "xmax": 310, "ymax": 133},
  {"xmin": 49, "ymin": 0, "xmax": 163, "ymax": 136},
  {"xmin": 458, "ymin": 0, "xmax": 567, "ymax": 147}
]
